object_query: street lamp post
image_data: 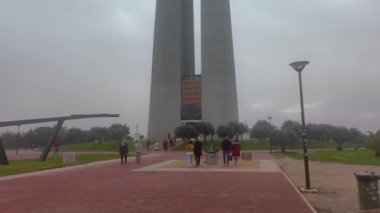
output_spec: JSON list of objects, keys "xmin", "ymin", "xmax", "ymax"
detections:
[
  {"xmin": 289, "ymin": 60, "xmax": 311, "ymax": 190},
  {"xmin": 267, "ymin": 116, "xmax": 272, "ymax": 153}
]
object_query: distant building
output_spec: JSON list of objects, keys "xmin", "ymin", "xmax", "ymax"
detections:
[{"xmin": 148, "ymin": 0, "xmax": 238, "ymax": 141}]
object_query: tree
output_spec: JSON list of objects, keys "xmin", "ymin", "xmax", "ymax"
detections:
[
  {"xmin": 216, "ymin": 125, "xmax": 233, "ymax": 139},
  {"xmin": 228, "ymin": 122, "xmax": 249, "ymax": 139},
  {"xmin": 250, "ymin": 120, "xmax": 273, "ymax": 139},
  {"xmin": 306, "ymin": 123, "xmax": 320, "ymax": 141},
  {"xmin": 331, "ymin": 126, "xmax": 351, "ymax": 151},
  {"xmin": 33, "ymin": 126, "xmax": 55, "ymax": 147},
  {"xmin": 281, "ymin": 120, "xmax": 302, "ymax": 137},
  {"xmin": 349, "ymin": 128, "xmax": 366, "ymax": 145},
  {"xmin": 88, "ymin": 127, "xmax": 108, "ymax": 144},
  {"xmin": 1, "ymin": 131, "xmax": 18, "ymax": 148},
  {"xmin": 65, "ymin": 128, "xmax": 84, "ymax": 144},
  {"xmin": 271, "ymin": 129, "xmax": 299, "ymax": 152},
  {"xmin": 174, "ymin": 125, "xmax": 199, "ymax": 141},
  {"xmin": 108, "ymin": 124, "xmax": 130, "ymax": 141},
  {"xmin": 194, "ymin": 122, "xmax": 214, "ymax": 142},
  {"xmin": 368, "ymin": 131, "xmax": 380, "ymax": 157},
  {"xmin": 306, "ymin": 123, "xmax": 336, "ymax": 142},
  {"xmin": 23, "ymin": 129, "xmax": 37, "ymax": 149}
]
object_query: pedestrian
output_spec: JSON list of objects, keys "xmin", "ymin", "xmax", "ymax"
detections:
[
  {"xmin": 154, "ymin": 142, "xmax": 159, "ymax": 151},
  {"xmin": 53, "ymin": 140, "xmax": 61, "ymax": 156},
  {"xmin": 119, "ymin": 141, "xmax": 128, "ymax": 164},
  {"xmin": 221, "ymin": 136, "xmax": 232, "ymax": 165},
  {"xmin": 185, "ymin": 140, "xmax": 194, "ymax": 167},
  {"xmin": 135, "ymin": 140, "xmax": 143, "ymax": 164},
  {"xmin": 231, "ymin": 139, "xmax": 241, "ymax": 165},
  {"xmin": 163, "ymin": 138, "xmax": 168, "ymax": 151},
  {"xmin": 193, "ymin": 139, "xmax": 202, "ymax": 167}
]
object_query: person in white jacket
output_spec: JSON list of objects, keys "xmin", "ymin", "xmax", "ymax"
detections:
[{"xmin": 135, "ymin": 140, "xmax": 143, "ymax": 164}]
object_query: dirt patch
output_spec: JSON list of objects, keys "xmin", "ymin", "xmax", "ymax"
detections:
[{"xmin": 273, "ymin": 154, "xmax": 380, "ymax": 213}]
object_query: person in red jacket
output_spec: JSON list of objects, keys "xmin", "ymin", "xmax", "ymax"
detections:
[
  {"xmin": 53, "ymin": 140, "xmax": 61, "ymax": 156},
  {"xmin": 231, "ymin": 139, "xmax": 241, "ymax": 165}
]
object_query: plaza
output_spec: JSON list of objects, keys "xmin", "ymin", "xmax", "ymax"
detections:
[{"xmin": 0, "ymin": 151, "xmax": 314, "ymax": 213}]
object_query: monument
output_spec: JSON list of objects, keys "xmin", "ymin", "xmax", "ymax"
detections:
[{"xmin": 148, "ymin": 0, "xmax": 238, "ymax": 141}]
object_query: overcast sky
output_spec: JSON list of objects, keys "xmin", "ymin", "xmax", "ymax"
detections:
[{"xmin": 0, "ymin": 0, "xmax": 379, "ymax": 136}]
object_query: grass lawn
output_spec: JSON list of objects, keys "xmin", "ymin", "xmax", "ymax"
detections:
[
  {"xmin": 290, "ymin": 141, "xmax": 346, "ymax": 149},
  {"xmin": 285, "ymin": 149, "xmax": 380, "ymax": 165},
  {"xmin": 0, "ymin": 153, "xmax": 121, "ymax": 177}
]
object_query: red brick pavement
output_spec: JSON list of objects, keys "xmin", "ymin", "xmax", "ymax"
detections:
[{"xmin": 0, "ymin": 152, "xmax": 314, "ymax": 213}]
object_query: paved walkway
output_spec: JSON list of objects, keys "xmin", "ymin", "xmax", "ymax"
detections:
[{"xmin": 0, "ymin": 151, "xmax": 315, "ymax": 213}]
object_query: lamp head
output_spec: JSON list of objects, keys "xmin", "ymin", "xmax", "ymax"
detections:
[{"xmin": 289, "ymin": 61, "xmax": 309, "ymax": 72}]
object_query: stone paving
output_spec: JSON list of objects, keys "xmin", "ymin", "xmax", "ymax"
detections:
[{"xmin": 0, "ymin": 151, "xmax": 315, "ymax": 213}]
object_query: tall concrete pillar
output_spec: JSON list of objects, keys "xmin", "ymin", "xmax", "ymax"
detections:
[
  {"xmin": 181, "ymin": 0, "xmax": 195, "ymax": 77},
  {"xmin": 148, "ymin": 0, "xmax": 195, "ymax": 141},
  {"xmin": 201, "ymin": 0, "xmax": 239, "ymax": 128}
]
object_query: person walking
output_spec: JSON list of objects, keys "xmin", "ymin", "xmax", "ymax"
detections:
[
  {"xmin": 119, "ymin": 141, "xmax": 128, "ymax": 164},
  {"xmin": 231, "ymin": 139, "xmax": 241, "ymax": 165},
  {"xmin": 52, "ymin": 140, "xmax": 61, "ymax": 156},
  {"xmin": 185, "ymin": 140, "xmax": 194, "ymax": 167},
  {"xmin": 193, "ymin": 139, "xmax": 202, "ymax": 167},
  {"xmin": 163, "ymin": 139, "xmax": 168, "ymax": 152},
  {"xmin": 221, "ymin": 137, "xmax": 232, "ymax": 165},
  {"xmin": 134, "ymin": 140, "xmax": 143, "ymax": 164}
]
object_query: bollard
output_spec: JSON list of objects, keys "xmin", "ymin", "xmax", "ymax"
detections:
[{"xmin": 354, "ymin": 171, "xmax": 380, "ymax": 210}]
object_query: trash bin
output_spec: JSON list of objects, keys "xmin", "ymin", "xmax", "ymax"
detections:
[{"xmin": 354, "ymin": 171, "xmax": 380, "ymax": 210}]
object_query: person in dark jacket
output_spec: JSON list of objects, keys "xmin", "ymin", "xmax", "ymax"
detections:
[
  {"xmin": 119, "ymin": 142, "xmax": 128, "ymax": 164},
  {"xmin": 163, "ymin": 138, "xmax": 169, "ymax": 152},
  {"xmin": 193, "ymin": 139, "xmax": 203, "ymax": 167},
  {"xmin": 221, "ymin": 137, "xmax": 232, "ymax": 165}
]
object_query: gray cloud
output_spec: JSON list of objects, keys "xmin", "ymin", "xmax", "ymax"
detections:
[{"xmin": 0, "ymin": 0, "xmax": 379, "ymax": 136}]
